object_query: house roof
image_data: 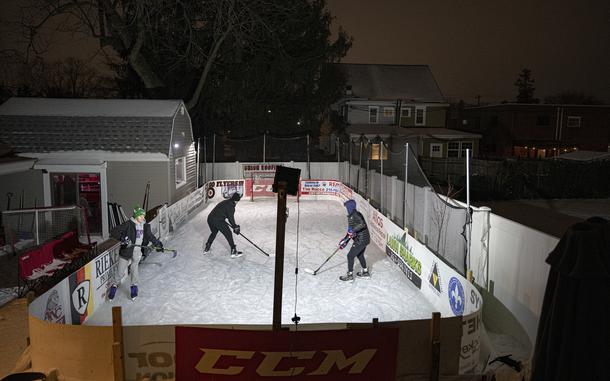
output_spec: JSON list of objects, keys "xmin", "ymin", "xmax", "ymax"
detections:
[
  {"xmin": 346, "ymin": 125, "xmax": 481, "ymax": 139},
  {"xmin": 340, "ymin": 64, "xmax": 445, "ymax": 103},
  {"xmin": 0, "ymin": 98, "xmax": 188, "ymax": 155},
  {"xmin": 465, "ymin": 103, "xmax": 610, "ymax": 110},
  {"xmin": 0, "ymin": 97, "xmax": 185, "ymax": 117}
]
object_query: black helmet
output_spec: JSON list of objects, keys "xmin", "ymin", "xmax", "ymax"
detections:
[{"xmin": 230, "ymin": 192, "xmax": 242, "ymax": 202}]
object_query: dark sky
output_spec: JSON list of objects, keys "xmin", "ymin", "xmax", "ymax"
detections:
[
  {"xmin": 327, "ymin": 0, "xmax": 610, "ymax": 103},
  {"xmin": 1, "ymin": 0, "xmax": 609, "ymax": 104}
]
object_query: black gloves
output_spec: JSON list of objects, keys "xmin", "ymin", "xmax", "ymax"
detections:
[
  {"xmin": 233, "ymin": 225, "xmax": 241, "ymax": 235},
  {"xmin": 120, "ymin": 236, "xmax": 131, "ymax": 246}
]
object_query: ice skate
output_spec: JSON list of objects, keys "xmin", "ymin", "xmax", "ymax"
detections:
[
  {"xmin": 203, "ymin": 242, "xmax": 211, "ymax": 254},
  {"xmin": 356, "ymin": 268, "xmax": 371, "ymax": 278},
  {"xmin": 339, "ymin": 271, "xmax": 354, "ymax": 281},
  {"xmin": 230, "ymin": 248, "xmax": 243, "ymax": 258},
  {"xmin": 107, "ymin": 285, "xmax": 118, "ymax": 301},
  {"xmin": 130, "ymin": 285, "xmax": 138, "ymax": 300}
]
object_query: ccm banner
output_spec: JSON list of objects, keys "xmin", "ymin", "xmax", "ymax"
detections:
[{"xmin": 176, "ymin": 327, "xmax": 398, "ymax": 380}]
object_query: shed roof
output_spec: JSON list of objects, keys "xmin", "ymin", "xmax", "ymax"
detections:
[
  {"xmin": 340, "ymin": 64, "xmax": 445, "ymax": 103},
  {"xmin": 0, "ymin": 98, "xmax": 189, "ymax": 154},
  {"xmin": 346, "ymin": 125, "xmax": 481, "ymax": 139},
  {"xmin": 0, "ymin": 97, "xmax": 184, "ymax": 117}
]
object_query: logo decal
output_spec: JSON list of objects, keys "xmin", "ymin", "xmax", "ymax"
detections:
[
  {"xmin": 428, "ymin": 262, "xmax": 442, "ymax": 296},
  {"xmin": 448, "ymin": 277, "xmax": 465, "ymax": 316},
  {"xmin": 71, "ymin": 280, "xmax": 90, "ymax": 315},
  {"xmin": 44, "ymin": 289, "xmax": 66, "ymax": 323}
]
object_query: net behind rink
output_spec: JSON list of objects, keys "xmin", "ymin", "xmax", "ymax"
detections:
[{"xmin": 2, "ymin": 205, "xmax": 89, "ymax": 252}]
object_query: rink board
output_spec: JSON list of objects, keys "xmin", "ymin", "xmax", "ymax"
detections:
[{"xmin": 27, "ymin": 179, "xmax": 482, "ymax": 380}]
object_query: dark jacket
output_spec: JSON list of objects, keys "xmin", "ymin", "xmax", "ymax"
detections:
[
  {"xmin": 111, "ymin": 219, "xmax": 161, "ymax": 259},
  {"xmin": 347, "ymin": 210, "xmax": 370, "ymax": 247},
  {"xmin": 208, "ymin": 199, "xmax": 238, "ymax": 228}
]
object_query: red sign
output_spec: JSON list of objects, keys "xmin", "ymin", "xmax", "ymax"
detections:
[{"xmin": 175, "ymin": 327, "xmax": 398, "ymax": 380}]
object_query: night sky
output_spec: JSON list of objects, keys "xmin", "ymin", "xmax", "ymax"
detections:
[{"xmin": 1, "ymin": 0, "xmax": 609, "ymax": 104}]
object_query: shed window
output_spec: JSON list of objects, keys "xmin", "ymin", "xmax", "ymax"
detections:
[
  {"xmin": 430, "ymin": 143, "xmax": 443, "ymax": 158},
  {"xmin": 175, "ymin": 157, "xmax": 187, "ymax": 188},
  {"xmin": 369, "ymin": 106, "xmax": 379, "ymax": 124},
  {"xmin": 383, "ymin": 107, "xmax": 395, "ymax": 118},
  {"xmin": 415, "ymin": 106, "xmax": 426, "ymax": 125},
  {"xmin": 567, "ymin": 116, "xmax": 581, "ymax": 128}
]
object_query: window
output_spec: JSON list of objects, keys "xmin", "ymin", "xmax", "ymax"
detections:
[
  {"xmin": 460, "ymin": 142, "xmax": 473, "ymax": 158},
  {"xmin": 490, "ymin": 115, "xmax": 499, "ymax": 126},
  {"xmin": 383, "ymin": 107, "xmax": 395, "ymax": 118},
  {"xmin": 536, "ymin": 115, "xmax": 550, "ymax": 126},
  {"xmin": 447, "ymin": 142, "xmax": 460, "ymax": 158},
  {"xmin": 430, "ymin": 143, "xmax": 443, "ymax": 158},
  {"xmin": 567, "ymin": 116, "xmax": 581, "ymax": 128},
  {"xmin": 447, "ymin": 141, "xmax": 473, "ymax": 158},
  {"xmin": 369, "ymin": 143, "xmax": 388, "ymax": 160},
  {"xmin": 401, "ymin": 107, "xmax": 411, "ymax": 118},
  {"xmin": 415, "ymin": 106, "xmax": 426, "ymax": 125},
  {"xmin": 369, "ymin": 106, "xmax": 379, "ymax": 124},
  {"xmin": 175, "ymin": 157, "xmax": 187, "ymax": 188}
]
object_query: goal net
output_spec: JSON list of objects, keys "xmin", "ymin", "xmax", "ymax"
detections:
[
  {"xmin": 249, "ymin": 172, "xmax": 300, "ymax": 202},
  {"xmin": 2, "ymin": 205, "xmax": 90, "ymax": 253}
]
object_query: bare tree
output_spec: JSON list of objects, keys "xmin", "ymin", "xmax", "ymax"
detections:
[{"xmin": 17, "ymin": 0, "xmax": 344, "ymax": 110}]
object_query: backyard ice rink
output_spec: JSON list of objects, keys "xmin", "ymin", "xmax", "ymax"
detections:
[{"xmin": 86, "ymin": 198, "xmax": 435, "ymax": 326}]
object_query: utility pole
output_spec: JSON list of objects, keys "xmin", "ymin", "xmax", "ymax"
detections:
[
  {"xmin": 475, "ymin": 95, "xmax": 482, "ymax": 106},
  {"xmin": 272, "ymin": 182, "xmax": 287, "ymax": 331}
]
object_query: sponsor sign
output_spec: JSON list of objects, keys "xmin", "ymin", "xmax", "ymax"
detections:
[
  {"xmin": 123, "ymin": 325, "xmax": 176, "ymax": 381},
  {"xmin": 338, "ymin": 183, "xmax": 353, "ymax": 202},
  {"xmin": 206, "ymin": 180, "xmax": 245, "ymax": 200},
  {"xmin": 43, "ymin": 289, "xmax": 67, "ymax": 324},
  {"xmin": 243, "ymin": 164, "xmax": 278, "ymax": 178},
  {"xmin": 460, "ymin": 312, "xmax": 482, "ymax": 373},
  {"xmin": 447, "ymin": 277, "xmax": 465, "ymax": 316},
  {"xmin": 245, "ymin": 178, "xmax": 275, "ymax": 198},
  {"xmin": 176, "ymin": 327, "xmax": 398, "ymax": 380},
  {"xmin": 368, "ymin": 210, "xmax": 386, "ymax": 249},
  {"xmin": 385, "ymin": 235, "xmax": 422, "ymax": 289},
  {"xmin": 69, "ymin": 266, "xmax": 93, "ymax": 325},
  {"xmin": 428, "ymin": 262, "xmax": 442, "ymax": 297},
  {"xmin": 300, "ymin": 180, "xmax": 340, "ymax": 196}
]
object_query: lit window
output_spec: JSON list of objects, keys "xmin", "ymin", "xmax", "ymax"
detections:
[
  {"xmin": 369, "ymin": 107, "xmax": 379, "ymax": 124},
  {"xmin": 175, "ymin": 157, "xmax": 187, "ymax": 188},
  {"xmin": 369, "ymin": 144, "xmax": 388, "ymax": 160},
  {"xmin": 567, "ymin": 116, "xmax": 581, "ymax": 128},
  {"xmin": 383, "ymin": 107, "xmax": 395, "ymax": 118}
]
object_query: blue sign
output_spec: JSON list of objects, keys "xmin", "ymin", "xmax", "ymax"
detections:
[{"xmin": 448, "ymin": 277, "xmax": 465, "ymax": 316}]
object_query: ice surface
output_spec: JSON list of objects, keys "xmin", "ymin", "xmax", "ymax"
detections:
[{"xmin": 86, "ymin": 199, "xmax": 435, "ymax": 326}]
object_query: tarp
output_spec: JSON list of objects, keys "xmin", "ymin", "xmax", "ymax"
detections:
[{"xmin": 531, "ymin": 217, "xmax": 610, "ymax": 380}]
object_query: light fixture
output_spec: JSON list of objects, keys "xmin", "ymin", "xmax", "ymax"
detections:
[
  {"xmin": 297, "ymin": 121, "xmax": 301, "ymax": 126},
  {"xmin": 174, "ymin": 143, "xmax": 179, "ymax": 148},
  {"xmin": 267, "ymin": 109, "xmax": 271, "ymax": 113}
]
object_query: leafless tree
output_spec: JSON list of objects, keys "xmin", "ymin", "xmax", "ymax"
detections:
[{"xmin": 18, "ymin": 0, "xmax": 330, "ymax": 110}]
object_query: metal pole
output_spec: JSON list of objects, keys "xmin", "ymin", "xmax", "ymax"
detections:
[
  {"xmin": 196, "ymin": 137, "xmax": 200, "ymax": 188},
  {"xmin": 203, "ymin": 135, "xmax": 207, "ymax": 183},
  {"xmin": 348, "ymin": 140, "xmax": 352, "ymax": 186},
  {"xmin": 380, "ymin": 140, "xmax": 384, "ymax": 212},
  {"xmin": 404, "ymin": 142, "xmax": 409, "ymax": 229},
  {"xmin": 272, "ymin": 182, "xmax": 287, "ymax": 331},
  {"xmin": 212, "ymin": 133, "xmax": 216, "ymax": 180},
  {"xmin": 35, "ymin": 210, "xmax": 39, "ymax": 245},
  {"xmin": 357, "ymin": 140, "xmax": 363, "ymax": 194},
  {"xmin": 366, "ymin": 142, "xmax": 370, "ymax": 198},
  {"xmin": 466, "ymin": 148, "xmax": 471, "ymax": 273},
  {"xmin": 307, "ymin": 134, "xmax": 311, "ymax": 179},
  {"xmin": 263, "ymin": 133, "xmax": 266, "ymax": 163}
]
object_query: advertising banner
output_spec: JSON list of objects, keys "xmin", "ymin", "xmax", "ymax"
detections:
[
  {"xmin": 299, "ymin": 180, "xmax": 341, "ymax": 196},
  {"xmin": 243, "ymin": 163, "xmax": 278, "ymax": 178},
  {"xmin": 205, "ymin": 180, "xmax": 246, "ymax": 201},
  {"xmin": 28, "ymin": 279, "xmax": 72, "ymax": 324},
  {"xmin": 176, "ymin": 327, "xmax": 398, "ymax": 381},
  {"xmin": 123, "ymin": 325, "xmax": 176, "ymax": 381}
]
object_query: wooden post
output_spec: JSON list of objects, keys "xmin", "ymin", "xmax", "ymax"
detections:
[
  {"xmin": 272, "ymin": 182, "xmax": 287, "ymax": 331},
  {"xmin": 112, "ymin": 306, "xmax": 125, "ymax": 381},
  {"xmin": 430, "ymin": 312, "xmax": 441, "ymax": 381}
]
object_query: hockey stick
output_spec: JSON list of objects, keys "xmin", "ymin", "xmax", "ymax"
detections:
[
  {"xmin": 303, "ymin": 239, "xmax": 350, "ymax": 276},
  {"xmin": 127, "ymin": 243, "xmax": 178, "ymax": 258},
  {"xmin": 226, "ymin": 223, "xmax": 271, "ymax": 257}
]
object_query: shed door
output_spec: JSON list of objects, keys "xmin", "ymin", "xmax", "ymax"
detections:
[{"xmin": 50, "ymin": 172, "xmax": 102, "ymax": 235}]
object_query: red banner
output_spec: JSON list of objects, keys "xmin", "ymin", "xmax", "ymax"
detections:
[{"xmin": 175, "ymin": 327, "xmax": 398, "ymax": 381}]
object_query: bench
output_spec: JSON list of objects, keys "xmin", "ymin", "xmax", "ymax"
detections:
[{"xmin": 17, "ymin": 231, "xmax": 96, "ymax": 295}]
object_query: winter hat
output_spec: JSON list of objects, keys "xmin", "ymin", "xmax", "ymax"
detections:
[
  {"xmin": 133, "ymin": 205, "xmax": 146, "ymax": 219},
  {"xmin": 344, "ymin": 199, "xmax": 356, "ymax": 215},
  {"xmin": 230, "ymin": 192, "xmax": 242, "ymax": 202}
]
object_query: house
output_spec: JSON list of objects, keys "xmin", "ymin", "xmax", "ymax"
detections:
[
  {"xmin": 455, "ymin": 103, "xmax": 610, "ymax": 158},
  {"xmin": 0, "ymin": 98, "xmax": 198, "ymax": 239},
  {"xmin": 334, "ymin": 64, "xmax": 480, "ymax": 166}
]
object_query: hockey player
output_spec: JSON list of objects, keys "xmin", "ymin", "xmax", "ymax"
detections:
[
  {"xmin": 203, "ymin": 192, "xmax": 243, "ymax": 258},
  {"xmin": 338, "ymin": 199, "xmax": 371, "ymax": 281},
  {"xmin": 107, "ymin": 205, "xmax": 163, "ymax": 300}
]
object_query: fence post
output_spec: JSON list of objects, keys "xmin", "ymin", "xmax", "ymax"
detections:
[
  {"xmin": 380, "ymin": 141, "xmax": 384, "ymax": 212},
  {"xmin": 212, "ymin": 133, "xmax": 216, "ymax": 180},
  {"xmin": 307, "ymin": 134, "xmax": 311, "ymax": 179},
  {"xmin": 357, "ymin": 140, "xmax": 363, "ymax": 194},
  {"xmin": 203, "ymin": 135, "xmax": 207, "ymax": 183},
  {"xmin": 196, "ymin": 137, "xmax": 200, "ymax": 188},
  {"xmin": 390, "ymin": 175, "xmax": 397, "ymax": 220},
  {"xmin": 263, "ymin": 133, "xmax": 266, "ymax": 163},
  {"xmin": 466, "ymin": 148, "xmax": 471, "ymax": 272},
  {"xmin": 404, "ymin": 143, "xmax": 409, "ymax": 230}
]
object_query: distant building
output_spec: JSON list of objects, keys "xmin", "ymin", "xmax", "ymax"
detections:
[
  {"xmin": 454, "ymin": 103, "xmax": 610, "ymax": 158},
  {"xmin": 333, "ymin": 64, "xmax": 480, "ymax": 163},
  {"xmin": 0, "ymin": 97, "xmax": 197, "ymax": 238}
]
